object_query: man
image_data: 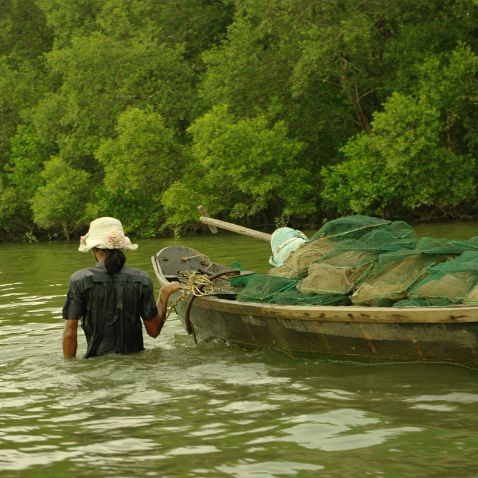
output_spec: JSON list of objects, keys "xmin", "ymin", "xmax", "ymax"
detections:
[{"xmin": 62, "ymin": 217, "xmax": 181, "ymax": 358}]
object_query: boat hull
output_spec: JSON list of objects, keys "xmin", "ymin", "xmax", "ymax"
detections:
[{"xmin": 174, "ymin": 295, "xmax": 478, "ymax": 366}]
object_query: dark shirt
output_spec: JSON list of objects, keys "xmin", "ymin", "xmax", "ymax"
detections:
[{"xmin": 62, "ymin": 263, "xmax": 158, "ymax": 358}]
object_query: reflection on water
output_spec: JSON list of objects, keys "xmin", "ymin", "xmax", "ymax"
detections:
[{"xmin": 1, "ymin": 229, "xmax": 478, "ymax": 477}]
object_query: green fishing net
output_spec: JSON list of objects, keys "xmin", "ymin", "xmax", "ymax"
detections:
[
  {"xmin": 406, "ymin": 251, "xmax": 478, "ymax": 305},
  {"xmin": 351, "ymin": 249, "xmax": 438, "ymax": 306},
  {"xmin": 309, "ymin": 215, "xmax": 392, "ymax": 241},
  {"xmin": 230, "ymin": 215, "xmax": 478, "ymax": 307},
  {"xmin": 235, "ymin": 273, "xmax": 349, "ymax": 305},
  {"xmin": 235, "ymin": 275, "xmax": 298, "ymax": 303}
]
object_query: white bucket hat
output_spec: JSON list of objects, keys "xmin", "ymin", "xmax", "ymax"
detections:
[
  {"xmin": 78, "ymin": 217, "xmax": 138, "ymax": 252},
  {"xmin": 269, "ymin": 227, "xmax": 308, "ymax": 267}
]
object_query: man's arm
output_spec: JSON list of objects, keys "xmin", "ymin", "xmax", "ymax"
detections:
[
  {"xmin": 143, "ymin": 282, "xmax": 182, "ymax": 338},
  {"xmin": 63, "ymin": 320, "xmax": 79, "ymax": 358}
]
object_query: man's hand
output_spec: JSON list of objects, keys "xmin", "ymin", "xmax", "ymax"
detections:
[
  {"xmin": 143, "ymin": 282, "xmax": 182, "ymax": 338},
  {"xmin": 157, "ymin": 281, "xmax": 182, "ymax": 320},
  {"xmin": 161, "ymin": 282, "xmax": 182, "ymax": 296}
]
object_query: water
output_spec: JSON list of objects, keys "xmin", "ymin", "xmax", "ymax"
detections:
[{"xmin": 1, "ymin": 224, "xmax": 478, "ymax": 477}]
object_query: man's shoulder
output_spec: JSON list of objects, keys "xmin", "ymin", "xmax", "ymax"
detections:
[
  {"xmin": 70, "ymin": 264, "xmax": 109, "ymax": 283},
  {"xmin": 70, "ymin": 266, "xmax": 97, "ymax": 282},
  {"xmin": 69, "ymin": 265, "xmax": 152, "ymax": 284}
]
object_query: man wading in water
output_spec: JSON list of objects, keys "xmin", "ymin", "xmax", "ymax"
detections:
[{"xmin": 62, "ymin": 217, "xmax": 181, "ymax": 358}]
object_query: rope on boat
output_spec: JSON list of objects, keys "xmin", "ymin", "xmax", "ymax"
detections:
[
  {"xmin": 167, "ymin": 269, "xmax": 241, "ymax": 343},
  {"xmin": 166, "ymin": 271, "xmax": 219, "ymax": 318},
  {"xmin": 182, "ymin": 271, "xmax": 215, "ymax": 297}
]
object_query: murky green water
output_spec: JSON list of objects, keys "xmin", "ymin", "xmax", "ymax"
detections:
[{"xmin": 1, "ymin": 223, "xmax": 478, "ymax": 477}]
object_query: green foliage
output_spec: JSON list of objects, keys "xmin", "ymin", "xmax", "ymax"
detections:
[
  {"xmin": 8, "ymin": 125, "xmax": 49, "ymax": 193},
  {"xmin": 97, "ymin": 0, "xmax": 234, "ymax": 62},
  {"xmin": 0, "ymin": 57, "xmax": 51, "ymax": 167},
  {"xmin": 322, "ymin": 92, "xmax": 475, "ymax": 217},
  {"xmin": 93, "ymin": 107, "xmax": 185, "ymax": 237},
  {"xmin": 162, "ymin": 104, "xmax": 314, "ymax": 230},
  {"xmin": 199, "ymin": 0, "xmax": 478, "ymax": 181},
  {"xmin": 0, "ymin": 176, "xmax": 18, "ymax": 234},
  {"xmin": 0, "ymin": 0, "xmax": 52, "ymax": 62},
  {"xmin": 31, "ymin": 157, "xmax": 91, "ymax": 240},
  {"xmin": 37, "ymin": 0, "xmax": 100, "ymax": 48},
  {"xmin": 289, "ymin": 1, "xmax": 384, "ymax": 131},
  {"xmin": 383, "ymin": 0, "xmax": 478, "ymax": 93},
  {"xmin": 417, "ymin": 43, "xmax": 478, "ymax": 156},
  {"xmin": 1, "ymin": 0, "xmax": 478, "ymax": 239},
  {"xmin": 0, "ymin": 125, "xmax": 52, "ymax": 234},
  {"xmin": 44, "ymin": 31, "xmax": 193, "ymax": 164},
  {"xmin": 22, "ymin": 231, "xmax": 38, "ymax": 243},
  {"xmin": 0, "ymin": 0, "xmax": 52, "ymax": 166}
]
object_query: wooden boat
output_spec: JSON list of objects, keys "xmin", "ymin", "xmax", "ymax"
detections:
[{"xmin": 152, "ymin": 245, "xmax": 478, "ymax": 368}]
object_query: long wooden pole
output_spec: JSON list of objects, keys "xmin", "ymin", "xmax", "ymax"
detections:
[{"xmin": 197, "ymin": 205, "xmax": 271, "ymax": 242}]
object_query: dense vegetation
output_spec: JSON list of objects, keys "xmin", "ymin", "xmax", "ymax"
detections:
[{"xmin": 0, "ymin": 0, "xmax": 477, "ymax": 241}]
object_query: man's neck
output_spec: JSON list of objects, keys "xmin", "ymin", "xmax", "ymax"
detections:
[{"xmin": 93, "ymin": 248, "xmax": 107, "ymax": 262}]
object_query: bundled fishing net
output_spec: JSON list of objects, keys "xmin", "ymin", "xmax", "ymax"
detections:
[
  {"xmin": 235, "ymin": 273, "xmax": 349, "ymax": 305},
  {"xmin": 231, "ymin": 215, "xmax": 478, "ymax": 307},
  {"xmin": 272, "ymin": 289, "xmax": 349, "ymax": 305},
  {"xmin": 235, "ymin": 275, "xmax": 299, "ymax": 303},
  {"xmin": 350, "ymin": 250, "xmax": 438, "ymax": 306},
  {"xmin": 298, "ymin": 254, "xmax": 373, "ymax": 295},
  {"xmin": 269, "ymin": 217, "xmax": 416, "ymax": 280},
  {"xmin": 405, "ymin": 251, "xmax": 478, "ymax": 305},
  {"xmin": 388, "ymin": 238, "xmax": 478, "ymax": 307},
  {"xmin": 268, "ymin": 237, "xmax": 337, "ymax": 278},
  {"xmin": 298, "ymin": 224, "xmax": 417, "ymax": 296},
  {"xmin": 350, "ymin": 235, "xmax": 478, "ymax": 306}
]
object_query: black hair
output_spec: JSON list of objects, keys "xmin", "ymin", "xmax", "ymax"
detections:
[{"xmin": 104, "ymin": 249, "xmax": 126, "ymax": 275}]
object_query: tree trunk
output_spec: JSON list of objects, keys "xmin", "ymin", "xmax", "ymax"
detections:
[{"xmin": 62, "ymin": 223, "xmax": 70, "ymax": 243}]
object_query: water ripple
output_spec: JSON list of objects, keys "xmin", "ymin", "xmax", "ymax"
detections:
[{"xmin": 1, "ymin": 242, "xmax": 478, "ymax": 477}]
